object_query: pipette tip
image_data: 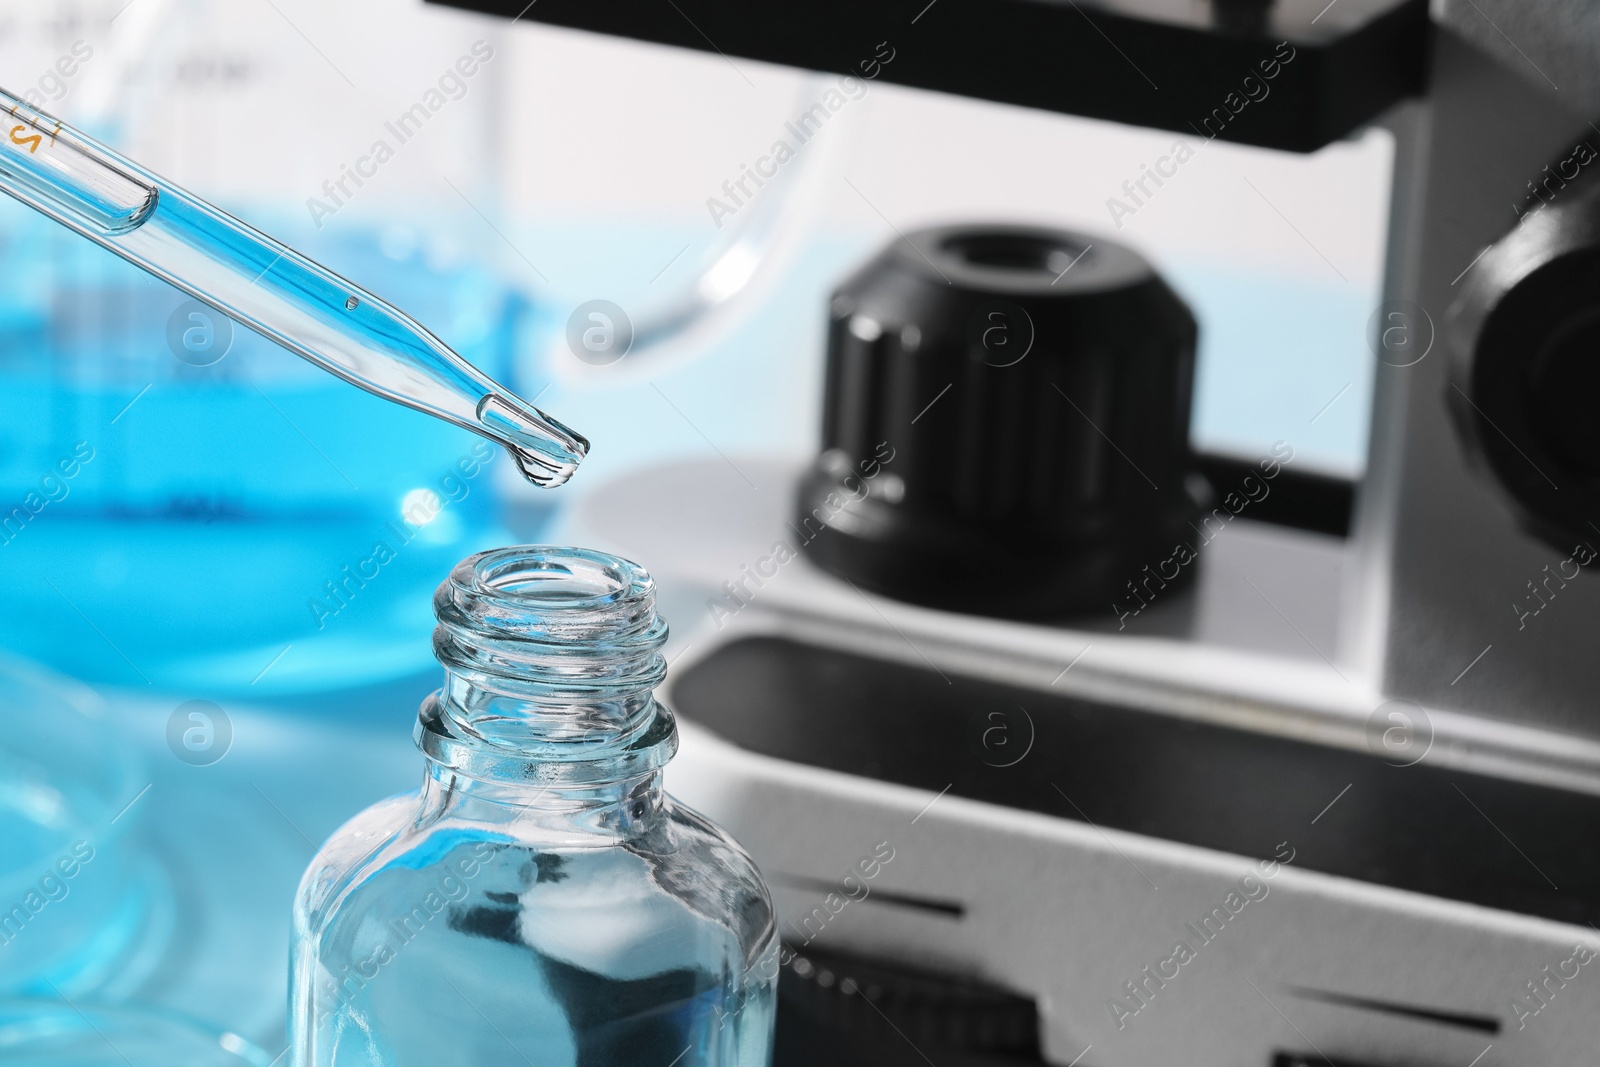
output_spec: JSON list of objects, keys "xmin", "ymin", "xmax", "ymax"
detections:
[
  {"xmin": 477, "ymin": 393, "xmax": 589, "ymax": 489},
  {"xmin": 506, "ymin": 439, "xmax": 588, "ymax": 488}
]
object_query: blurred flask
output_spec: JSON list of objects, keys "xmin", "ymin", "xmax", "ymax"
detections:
[
  {"xmin": 0, "ymin": 655, "xmax": 165, "ymax": 998},
  {"xmin": 0, "ymin": 0, "xmax": 551, "ymax": 694}
]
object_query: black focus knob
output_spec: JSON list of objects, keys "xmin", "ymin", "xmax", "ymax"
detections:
[
  {"xmin": 795, "ymin": 223, "xmax": 1201, "ymax": 618},
  {"xmin": 1449, "ymin": 184, "xmax": 1600, "ymax": 556}
]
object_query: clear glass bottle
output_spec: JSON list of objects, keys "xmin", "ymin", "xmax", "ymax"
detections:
[{"xmin": 289, "ymin": 546, "xmax": 779, "ymax": 1067}]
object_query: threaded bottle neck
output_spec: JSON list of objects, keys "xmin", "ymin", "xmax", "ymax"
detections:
[{"xmin": 416, "ymin": 546, "xmax": 678, "ymax": 790}]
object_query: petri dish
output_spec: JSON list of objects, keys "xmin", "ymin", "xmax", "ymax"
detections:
[
  {"xmin": 0, "ymin": 654, "xmax": 165, "ymax": 997},
  {"xmin": 0, "ymin": 1001, "xmax": 271, "ymax": 1065}
]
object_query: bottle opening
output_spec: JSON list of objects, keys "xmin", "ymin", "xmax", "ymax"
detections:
[
  {"xmin": 478, "ymin": 549, "xmax": 635, "ymax": 604},
  {"xmin": 437, "ymin": 545, "xmax": 665, "ymax": 660},
  {"xmin": 422, "ymin": 544, "xmax": 676, "ymax": 781}
]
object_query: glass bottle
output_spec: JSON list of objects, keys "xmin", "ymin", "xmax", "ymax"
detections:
[{"xmin": 288, "ymin": 546, "xmax": 779, "ymax": 1067}]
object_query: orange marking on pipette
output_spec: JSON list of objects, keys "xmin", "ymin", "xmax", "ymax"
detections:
[{"xmin": 9, "ymin": 126, "xmax": 41, "ymax": 154}]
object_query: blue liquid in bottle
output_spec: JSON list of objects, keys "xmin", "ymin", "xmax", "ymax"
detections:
[{"xmin": 289, "ymin": 547, "xmax": 778, "ymax": 1066}]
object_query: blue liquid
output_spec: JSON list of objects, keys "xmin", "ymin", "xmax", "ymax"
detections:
[
  {"xmin": 0, "ymin": 210, "xmax": 551, "ymax": 693},
  {"xmin": 293, "ymin": 800, "xmax": 777, "ymax": 1067}
]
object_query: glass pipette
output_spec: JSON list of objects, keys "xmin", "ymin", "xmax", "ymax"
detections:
[{"xmin": 0, "ymin": 89, "xmax": 588, "ymax": 487}]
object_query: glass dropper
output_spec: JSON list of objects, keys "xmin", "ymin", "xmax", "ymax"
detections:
[{"xmin": 0, "ymin": 89, "xmax": 588, "ymax": 487}]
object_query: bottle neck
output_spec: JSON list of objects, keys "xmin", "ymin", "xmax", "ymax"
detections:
[
  {"xmin": 414, "ymin": 546, "xmax": 678, "ymax": 841},
  {"xmin": 417, "ymin": 755, "xmax": 667, "ymax": 841}
]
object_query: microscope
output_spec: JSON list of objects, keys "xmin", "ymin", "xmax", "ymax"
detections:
[{"xmin": 437, "ymin": 1, "xmax": 1600, "ymax": 1063}]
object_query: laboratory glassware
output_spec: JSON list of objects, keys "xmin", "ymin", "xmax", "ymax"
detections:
[
  {"xmin": 0, "ymin": 0, "xmax": 579, "ymax": 691},
  {"xmin": 0, "ymin": 222, "xmax": 533, "ymax": 693},
  {"xmin": 289, "ymin": 546, "xmax": 778, "ymax": 1067},
  {"xmin": 0, "ymin": 1001, "xmax": 271, "ymax": 1065},
  {"xmin": 0, "ymin": 653, "xmax": 164, "ymax": 998},
  {"xmin": 0, "ymin": 86, "xmax": 585, "ymax": 485}
]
